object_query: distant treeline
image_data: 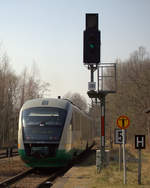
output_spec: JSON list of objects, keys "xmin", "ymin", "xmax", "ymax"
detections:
[
  {"xmin": 105, "ymin": 47, "xmax": 150, "ymax": 145},
  {"xmin": 0, "ymin": 53, "xmax": 50, "ymax": 147}
]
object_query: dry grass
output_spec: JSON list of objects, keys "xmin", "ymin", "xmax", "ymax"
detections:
[
  {"xmin": 92, "ymin": 145, "xmax": 150, "ymax": 188},
  {"xmin": 57, "ymin": 145, "xmax": 150, "ymax": 188}
]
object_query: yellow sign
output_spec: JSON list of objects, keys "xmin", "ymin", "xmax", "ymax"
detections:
[{"xmin": 117, "ymin": 115, "xmax": 130, "ymax": 129}]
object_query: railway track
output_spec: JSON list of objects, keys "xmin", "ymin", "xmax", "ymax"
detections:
[
  {"xmin": 0, "ymin": 148, "xmax": 18, "ymax": 159},
  {"xmin": 0, "ymin": 148, "xmax": 94, "ymax": 187},
  {"xmin": 0, "ymin": 152, "xmax": 18, "ymax": 159},
  {"xmin": 0, "ymin": 168, "xmax": 34, "ymax": 187},
  {"xmin": 0, "ymin": 167, "xmax": 71, "ymax": 188},
  {"xmin": 37, "ymin": 166, "xmax": 71, "ymax": 188}
]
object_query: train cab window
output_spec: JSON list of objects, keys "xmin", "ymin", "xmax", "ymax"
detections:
[
  {"xmin": 22, "ymin": 107, "xmax": 66, "ymax": 127},
  {"xmin": 22, "ymin": 107, "xmax": 67, "ymax": 142}
]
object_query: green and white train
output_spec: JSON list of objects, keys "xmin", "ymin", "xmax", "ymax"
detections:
[{"xmin": 18, "ymin": 98, "xmax": 97, "ymax": 167}]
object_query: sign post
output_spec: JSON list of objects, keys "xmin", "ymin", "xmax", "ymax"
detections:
[
  {"xmin": 135, "ymin": 135, "xmax": 145, "ymax": 185},
  {"xmin": 114, "ymin": 129, "xmax": 127, "ymax": 171},
  {"xmin": 122, "ymin": 128, "xmax": 126, "ymax": 184},
  {"xmin": 117, "ymin": 116, "xmax": 130, "ymax": 185}
]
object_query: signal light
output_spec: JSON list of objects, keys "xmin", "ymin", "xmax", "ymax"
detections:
[
  {"xmin": 84, "ymin": 29, "xmax": 100, "ymax": 64},
  {"xmin": 83, "ymin": 14, "xmax": 101, "ymax": 65},
  {"xmin": 90, "ymin": 44, "xmax": 95, "ymax": 49}
]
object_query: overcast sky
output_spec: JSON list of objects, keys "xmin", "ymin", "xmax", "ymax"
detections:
[{"xmin": 0, "ymin": 0, "xmax": 150, "ymax": 102}]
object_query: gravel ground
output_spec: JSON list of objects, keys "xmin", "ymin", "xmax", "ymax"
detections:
[
  {"xmin": 0, "ymin": 156, "xmax": 29, "ymax": 182},
  {"xmin": 10, "ymin": 173, "xmax": 52, "ymax": 188},
  {"xmin": 51, "ymin": 150, "xmax": 96, "ymax": 188},
  {"xmin": 0, "ymin": 145, "xmax": 99, "ymax": 187},
  {"xmin": 0, "ymin": 157, "xmax": 58, "ymax": 188}
]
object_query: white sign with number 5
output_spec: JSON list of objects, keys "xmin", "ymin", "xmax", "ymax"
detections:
[{"xmin": 114, "ymin": 128, "xmax": 126, "ymax": 144}]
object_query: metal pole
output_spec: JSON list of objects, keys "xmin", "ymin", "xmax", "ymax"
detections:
[
  {"xmin": 101, "ymin": 66, "xmax": 103, "ymax": 90},
  {"xmin": 138, "ymin": 149, "xmax": 141, "ymax": 184},
  {"xmin": 122, "ymin": 129, "xmax": 126, "ymax": 184},
  {"xmin": 119, "ymin": 144, "xmax": 122, "ymax": 171},
  {"xmin": 97, "ymin": 66, "xmax": 99, "ymax": 91},
  {"xmin": 101, "ymin": 95, "xmax": 105, "ymax": 166},
  {"xmin": 91, "ymin": 65, "xmax": 94, "ymax": 82},
  {"xmin": 110, "ymin": 127, "xmax": 113, "ymax": 149}
]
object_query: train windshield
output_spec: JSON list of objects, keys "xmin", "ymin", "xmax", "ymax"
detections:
[
  {"xmin": 22, "ymin": 107, "xmax": 66, "ymax": 126},
  {"xmin": 22, "ymin": 107, "xmax": 67, "ymax": 142}
]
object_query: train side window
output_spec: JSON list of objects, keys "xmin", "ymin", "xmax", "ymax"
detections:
[
  {"xmin": 81, "ymin": 115, "xmax": 86, "ymax": 139},
  {"xmin": 77, "ymin": 112, "xmax": 80, "ymax": 131},
  {"xmin": 72, "ymin": 110, "xmax": 80, "ymax": 131},
  {"xmin": 72, "ymin": 111, "xmax": 75, "ymax": 130},
  {"xmin": 75, "ymin": 111, "xmax": 79, "ymax": 131},
  {"xmin": 70, "ymin": 116, "xmax": 73, "ymax": 130}
]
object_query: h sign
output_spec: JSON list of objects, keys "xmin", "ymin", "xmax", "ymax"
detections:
[{"xmin": 135, "ymin": 135, "xmax": 145, "ymax": 149}]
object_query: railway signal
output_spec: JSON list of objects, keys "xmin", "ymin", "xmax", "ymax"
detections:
[
  {"xmin": 83, "ymin": 14, "xmax": 100, "ymax": 64},
  {"xmin": 117, "ymin": 115, "xmax": 130, "ymax": 129},
  {"xmin": 135, "ymin": 135, "xmax": 145, "ymax": 149},
  {"xmin": 135, "ymin": 135, "xmax": 146, "ymax": 185},
  {"xmin": 116, "ymin": 115, "xmax": 130, "ymax": 184},
  {"xmin": 83, "ymin": 13, "xmax": 117, "ymax": 171},
  {"xmin": 114, "ymin": 129, "xmax": 127, "ymax": 144}
]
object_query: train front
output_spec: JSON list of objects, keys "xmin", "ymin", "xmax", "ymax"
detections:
[{"xmin": 18, "ymin": 99, "xmax": 70, "ymax": 168}]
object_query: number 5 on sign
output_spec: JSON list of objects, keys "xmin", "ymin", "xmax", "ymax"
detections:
[{"xmin": 114, "ymin": 129, "xmax": 126, "ymax": 144}]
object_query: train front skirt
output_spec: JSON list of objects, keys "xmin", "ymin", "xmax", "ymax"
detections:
[{"xmin": 18, "ymin": 149, "xmax": 78, "ymax": 167}]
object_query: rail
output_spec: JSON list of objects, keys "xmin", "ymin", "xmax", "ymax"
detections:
[
  {"xmin": 37, "ymin": 166, "xmax": 71, "ymax": 188},
  {"xmin": 0, "ymin": 168, "xmax": 34, "ymax": 187},
  {"xmin": 0, "ymin": 147, "xmax": 18, "ymax": 159}
]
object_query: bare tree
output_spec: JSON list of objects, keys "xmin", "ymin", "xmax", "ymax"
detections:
[
  {"xmin": 63, "ymin": 92, "xmax": 87, "ymax": 111},
  {"xmin": 17, "ymin": 63, "xmax": 51, "ymax": 109},
  {"xmin": 106, "ymin": 47, "xmax": 150, "ymax": 144},
  {"xmin": 0, "ymin": 53, "xmax": 18, "ymax": 146},
  {"xmin": 0, "ymin": 54, "xmax": 51, "ymax": 146}
]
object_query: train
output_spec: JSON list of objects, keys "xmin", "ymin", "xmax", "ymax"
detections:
[{"xmin": 18, "ymin": 98, "xmax": 98, "ymax": 167}]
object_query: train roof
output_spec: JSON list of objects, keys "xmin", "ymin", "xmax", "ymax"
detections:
[
  {"xmin": 21, "ymin": 98, "xmax": 93, "ymax": 120},
  {"xmin": 21, "ymin": 98, "xmax": 71, "ymax": 111}
]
